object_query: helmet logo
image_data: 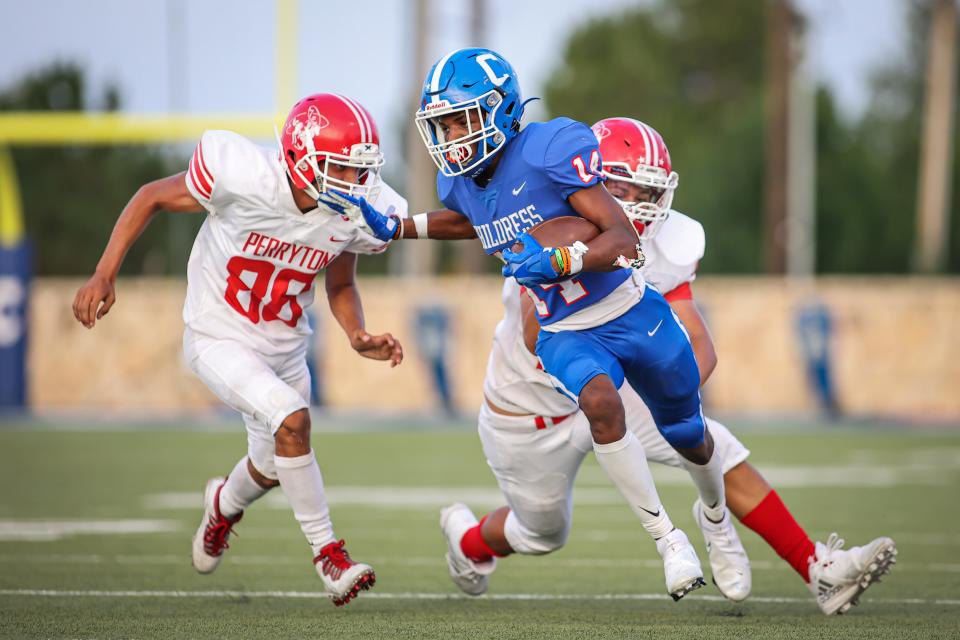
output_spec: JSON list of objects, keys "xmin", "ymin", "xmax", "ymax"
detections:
[
  {"xmin": 592, "ymin": 123, "xmax": 611, "ymax": 142},
  {"xmin": 476, "ymin": 53, "xmax": 509, "ymax": 86},
  {"xmin": 285, "ymin": 105, "xmax": 330, "ymax": 151}
]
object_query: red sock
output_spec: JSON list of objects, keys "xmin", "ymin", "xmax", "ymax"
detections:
[
  {"xmin": 459, "ymin": 515, "xmax": 501, "ymax": 563},
  {"xmin": 740, "ymin": 490, "xmax": 817, "ymax": 582}
]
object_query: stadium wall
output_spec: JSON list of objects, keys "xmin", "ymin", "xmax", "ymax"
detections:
[{"xmin": 28, "ymin": 276, "xmax": 960, "ymax": 419}]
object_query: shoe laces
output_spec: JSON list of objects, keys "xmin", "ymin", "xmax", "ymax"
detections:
[
  {"xmin": 203, "ymin": 510, "xmax": 241, "ymax": 557},
  {"xmin": 451, "ymin": 557, "xmax": 482, "ymax": 581},
  {"xmin": 317, "ymin": 540, "xmax": 355, "ymax": 575},
  {"xmin": 812, "ymin": 532, "xmax": 845, "ymax": 571},
  {"xmin": 823, "ymin": 533, "xmax": 845, "ymax": 556}
]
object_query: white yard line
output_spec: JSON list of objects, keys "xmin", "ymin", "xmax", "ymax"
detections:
[
  {"xmin": 0, "ymin": 588, "xmax": 957, "ymax": 606},
  {"xmin": 0, "ymin": 520, "xmax": 180, "ymax": 541},
  {"xmin": 0, "ymin": 552, "xmax": 954, "ymax": 573},
  {"xmin": 143, "ymin": 464, "xmax": 957, "ymax": 512}
]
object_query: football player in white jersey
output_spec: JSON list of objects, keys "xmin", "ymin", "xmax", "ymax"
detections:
[
  {"xmin": 71, "ymin": 93, "xmax": 405, "ymax": 607},
  {"xmin": 438, "ymin": 117, "xmax": 896, "ymax": 616}
]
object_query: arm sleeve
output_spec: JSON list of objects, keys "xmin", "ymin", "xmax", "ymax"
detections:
[{"xmin": 543, "ymin": 121, "xmax": 605, "ymax": 200}]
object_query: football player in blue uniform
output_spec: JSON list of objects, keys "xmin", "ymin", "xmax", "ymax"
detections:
[{"xmin": 320, "ymin": 48, "xmax": 739, "ymax": 601}]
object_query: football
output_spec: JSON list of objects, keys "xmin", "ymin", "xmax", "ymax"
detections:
[{"xmin": 511, "ymin": 215, "xmax": 600, "ymax": 253}]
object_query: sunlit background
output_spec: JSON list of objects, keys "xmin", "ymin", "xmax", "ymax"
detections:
[{"xmin": 0, "ymin": 0, "xmax": 957, "ymax": 422}]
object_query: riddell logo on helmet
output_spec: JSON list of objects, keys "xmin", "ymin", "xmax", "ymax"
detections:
[
  {"xmin": 424, "ymin": 100, "xmax": 451, "ymax": 111},
  {"xmin": 286, "ymin": 105, "xmax": 330, "ymax": 151},
  {"xmin": 591, "ymin": 123, "xmax": 611, "ymax": 142}
]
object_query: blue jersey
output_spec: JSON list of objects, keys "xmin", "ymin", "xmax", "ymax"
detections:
[{"xmin": 438, "ymin": 118, "xmax": 632, "ymax": 326}]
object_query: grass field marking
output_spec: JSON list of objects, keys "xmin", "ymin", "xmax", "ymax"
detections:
[
  {"xmin": 144, "ymin": 463, "xmax": 957, "ymax": 511},
  {"xmin": 0, "ymin": 519, "xmax": 181, "ymax": 541},
  {"xmin": 0, "ymin": 589, "xmax": 958, "ymax": 606},
  {"xmin": 1, "ymin": 553, "xmax": 956, "ymax": 574}
]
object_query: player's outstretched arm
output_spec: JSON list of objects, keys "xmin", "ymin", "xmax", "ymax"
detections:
[
  {"xmin": 397, "ymin": 209, "xmax": 477, "ymax": 240},
  {"xmin": 324, "ymin": 194, "xmax": 476, "ymax": 242},
  {"xmin": 72, "ymin": 171, "xmax": 203, "ymax": 329},
  {"xmin": 669, "ymin": 298, "xmax": 717, "ymax": 385},
  {"xmin": 325, "ymin": 252, "xmax": 403, "ymax": 367},
  {"xmin": 567, "ymin": 183, "xmax": 640, "ymax": 272}
]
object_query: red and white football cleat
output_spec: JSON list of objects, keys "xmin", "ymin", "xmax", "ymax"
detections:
[
  {"xmin": 314, "ymin": 539, "xmax": 376, "ymax": 607},
  {"xmin": 191, "ymin": 477, "xmax": 242, "ymax": 574}
]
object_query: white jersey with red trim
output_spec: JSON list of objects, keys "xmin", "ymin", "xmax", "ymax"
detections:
[
  {"xmin": 633, "ymin": 209, "xmax": 704, "ymax": 297},
  {"xmin": 485, "ymin": 209, "xmax": 704, "ymax": 416},
  {"xmin": 183, "ymin": 129, "xmax": 406, "ymax": 357},
  {"xmin": 483, "ymin": 280, "xmax": 580, "ymax": 417}
]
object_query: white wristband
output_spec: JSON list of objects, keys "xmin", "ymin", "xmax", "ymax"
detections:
[
  {"xmin": 568, "ymin": 241, "xmax": 589, "ymax": 275},
  {"xmin": 413, "ymin": 213, "xmax": 429, "ymax": 239}
]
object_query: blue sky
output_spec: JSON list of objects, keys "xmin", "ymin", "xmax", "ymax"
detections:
[{"xmin": 1, "ymin": 0, "xmax": 906, "ymax": 161}]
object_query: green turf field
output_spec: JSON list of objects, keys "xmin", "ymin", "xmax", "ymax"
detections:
[{"xmin": 0, "ymin": 423, "xmax": 958, "ymax": 639}]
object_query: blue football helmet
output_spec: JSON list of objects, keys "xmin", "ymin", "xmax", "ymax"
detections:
[{"xmin": 414, "ymin": 48, "xmax": 524, "ymax": 178}]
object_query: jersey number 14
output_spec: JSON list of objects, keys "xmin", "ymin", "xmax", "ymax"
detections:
[{"xmin": 525, "ymin": 279, "xmax": 588, "ymax": 317}]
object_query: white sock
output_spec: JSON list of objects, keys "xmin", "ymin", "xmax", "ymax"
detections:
[
  {"xmin": 275, "ymin": 451, "xmax": 336, "ymax": 556},
  {"xmin": 594, "ymin": 431, "xmax": 674, "ymax": 540},
  {"xmin": 681, "ymin": 449, "xmax": 726, "ymax": 522},
  {"xmin": 218, "ymin": 457, "xmax": 271, "ymax": 518}
]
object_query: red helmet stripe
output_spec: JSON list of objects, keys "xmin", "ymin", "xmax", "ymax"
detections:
[{"xmin": 333, "ymin": 94, "xmax": 367, "ymax": 144}]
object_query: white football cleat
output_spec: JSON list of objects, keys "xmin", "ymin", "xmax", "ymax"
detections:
[
  {"xmin": 808, "ymin": 533, "xmax": 897, "ymax": 615},
  {"xmin": 656, "ymin": 528, "xmax": 706, "ymax": 601},
  {"xmin": 191, "ymin": 477, "xmax": 242, "ymax": 574},
  {"xmin": 314, "ymin": 539, "xmax": 376, "ymax": 607},
  {"xmin": 440, "ymin": 503, "xmax": 497, "ymax": 596},
  {"xmin": 692, "ymin": 500, "xmax": 752, "ymax": 602}
]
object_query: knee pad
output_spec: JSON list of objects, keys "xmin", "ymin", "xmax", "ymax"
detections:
[
  {"xmin": 503, "ymin": 508, "xmax": 571, "ymax": 556},
  {"xmin": 246, "ymin": 434, "xmax": 278, "ymax": 481},
  {"xmin": 658, "ymin": 410, "xmax": 706, "ymax": 449},
  {"xmin": 704, "ymin": 418, "xmax": 751, "ymax": 472}
]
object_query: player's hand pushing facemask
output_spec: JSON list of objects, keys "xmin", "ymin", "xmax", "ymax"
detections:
[{"xmin": 316, "ymin": 191, "xmax": 400, "ymax": 242}]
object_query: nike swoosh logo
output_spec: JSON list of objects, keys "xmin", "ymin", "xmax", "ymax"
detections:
[
  {"xmin": 647, "ymin": 319, "xmax": 664, "ymax": 337},
  {"xmin": 329, "ymin": 236, "xmax": 348, "ymax": 243},
  {"xmin": 512, "ymin": 181, "xmax": 526, "ymax": 196},
  {"xmin": 638, "ymin": 505, "xmax": 661, "ymax": 518}
]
